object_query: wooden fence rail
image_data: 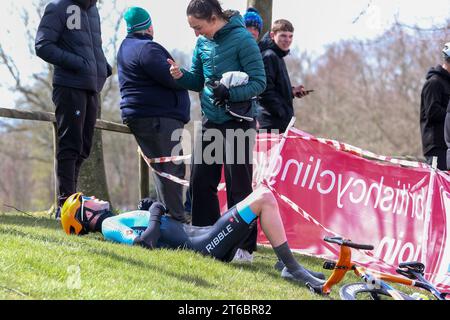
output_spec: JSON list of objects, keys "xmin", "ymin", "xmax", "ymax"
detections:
[{"xmin": 0, "ymin": 107, "xmax": 150, "ymax": 207}]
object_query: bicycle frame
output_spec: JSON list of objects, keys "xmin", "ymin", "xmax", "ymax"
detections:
[
  {"xmin": 352, "ymin": 266, "xmax": 417, "ymax": 300},
  {"xmin": 313, "ymin": 237, "xmax": 448, "ymax": 300}
]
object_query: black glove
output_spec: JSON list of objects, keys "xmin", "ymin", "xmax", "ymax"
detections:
[
  {"xmin": 137, "ymin": 198, "xmax": 154, "ymax": 211},
  {"xmin": 133, "ymin": 202, "xmax": 166, "ymax": 249},
  {"xmin": 208, "ymin": 81, "xmax": 230, "ymax": 107}
]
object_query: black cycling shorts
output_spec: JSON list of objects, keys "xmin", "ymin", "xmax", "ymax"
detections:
[{"xmin": 158, "ymin": 206, "xmax": 258, "ymax": 262}]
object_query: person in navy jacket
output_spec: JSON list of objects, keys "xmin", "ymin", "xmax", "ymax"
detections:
[
  {"xmin": 35, "ymin": 0, "xmax": 112, "ymax": 217},
  {"xmin": 117, "ymin": 7, "xmax": 190, "ymax": 222}
]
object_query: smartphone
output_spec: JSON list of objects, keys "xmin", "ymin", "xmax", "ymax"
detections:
[{"xmin": 295, "ymin": 89, "xmax": 314, "ymax": 97}]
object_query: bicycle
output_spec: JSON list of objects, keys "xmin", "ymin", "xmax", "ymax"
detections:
[{"xmin": 306, "ymin": 237, "xmax": 449, "ymax": 300}]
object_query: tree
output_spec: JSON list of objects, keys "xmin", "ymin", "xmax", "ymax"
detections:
[{"xmin": 247, "ymin": 0, "xmax": 272, "ymax": 38}]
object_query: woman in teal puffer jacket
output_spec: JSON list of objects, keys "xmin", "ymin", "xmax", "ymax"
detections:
[{"xmin": 169, "ymin": 0, "xmax": 266, "ymax": 257}]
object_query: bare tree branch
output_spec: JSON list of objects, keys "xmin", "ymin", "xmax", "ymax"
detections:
[
  {"xmin": 394, "ymin": 20, "xmax": 450, "ymax": 32},
  {"xmin": 0, "ymin": 41, "xmax": 51, "ymax": 111},
  {"xmin": 102, "ymin": 4, "xmax": 125, "ymax": 101},
  {"xmin": 15, "ymin": 86, "xmax": 50, "ymax": 111},
  {"xmin": 0, "ymin": 43, "xmax": 21, "ymax": 83},
  {"xmin": 352, "ymin": 0, "xmax": 373, "ymax": 24},
  {"xmin": 2, "ymin": 204, "xmax": 35, "ymax": 218},
  {"xmin": 20, "ymin": 8, "xmax": 36, "ymax": 56},
  {"xmin": 32, "ymin": 73, "xmax": 53, "ymax": 92}
]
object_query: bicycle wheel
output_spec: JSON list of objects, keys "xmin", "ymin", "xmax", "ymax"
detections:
[{"xmin": 339, "ymin": 282, "xmax": 412, "ymax": 300}]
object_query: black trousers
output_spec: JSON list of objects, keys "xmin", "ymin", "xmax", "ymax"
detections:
[
  {"xmin": 190, "ymin": 117, "xmax": 258, "ymax": 253},
  {"xmin": 425, "ymin": 147, "xmax": 447, "ymax": 171},
  {"xmin": 126, "ymin": 117, "xmax": 186, "ymax": 222},
  {"xmin": 52, "ymin": 86, "xmax": 99, "ymax": 205}
]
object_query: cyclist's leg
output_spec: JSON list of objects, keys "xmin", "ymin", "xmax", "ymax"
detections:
[
  {"xmin": 237, "ymin": 186, "xmax": 325, "ymax": 285},
  {"xmin": 187, "ymin": 186, "xmax": 290, "ymax": 260},
  {"xmin": 236, "ymin": 186, "xmax": 286, "ymax": 247}
]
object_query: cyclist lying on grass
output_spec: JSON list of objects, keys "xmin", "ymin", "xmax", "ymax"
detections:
[{"xmin": 60, "ymin": 186, "xmax": 325, "ymax": 287}]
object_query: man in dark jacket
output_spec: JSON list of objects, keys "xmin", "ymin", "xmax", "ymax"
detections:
[
  {"xmin": 257, "ymin": 19, "xmax": 309, "ymax": 133},
  {"xmin": 421, "ymin": 42, "xmax": 450, "ymax": 170},
  {"xmin": 117, "ymin": 7, "xmax": 190, "ymax": 222},
  {"xmin": 35, "ymin": 0, "xmax": 112, "ymax": 217}
]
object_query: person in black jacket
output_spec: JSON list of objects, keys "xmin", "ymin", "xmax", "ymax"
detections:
[
  {"xmin": 421, "ymin": 42, "xmax": 450, "ymax": 170},
  {"xmin": 117, "ymin": 7, "xmax": 190, "ymax": 222},
  {"xmin": 257, "ymin": 19, "xmax": 309, "ymax": 133},
  {"xmin": 35, "ymin": 0, "xmax": 112, "ymax": 217}
]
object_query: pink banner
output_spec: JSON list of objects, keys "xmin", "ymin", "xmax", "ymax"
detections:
[{"xmin": 251, "ymin": 129, "xmax": 450, "ymax": 291}]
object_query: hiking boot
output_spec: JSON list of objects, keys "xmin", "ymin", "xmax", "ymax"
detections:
[
  {"xmin": 232, "ymin": 249, "xmax": 254, "ymax": 263},
  {"xmin": 281, "ymin": 266, "xmax": 326, "ymax": 287},
  {"xmin": 275, "ymin": 260, "xmax": 326, "ymax": 280}
]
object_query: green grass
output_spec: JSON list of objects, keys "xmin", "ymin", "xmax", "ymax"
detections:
[{"xmin": 0, "ymin": 212, "xmax": 424, "ymax": 300}]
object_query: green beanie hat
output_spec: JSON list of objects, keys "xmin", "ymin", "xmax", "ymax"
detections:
[{"xmin": 124, "ymin": 7, "xmax": 152, "ymax": 34}]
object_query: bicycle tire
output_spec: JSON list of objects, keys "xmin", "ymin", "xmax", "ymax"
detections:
[{"xmin": 339, "ymin": 282, "xmax": 412, "ymax": 300}]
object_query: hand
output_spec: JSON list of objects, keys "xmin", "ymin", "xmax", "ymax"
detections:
[
  {"xmin": 167, "ymin": 58, "xmax": 183, "ymax": 80},
  {"xmin": 293, "ymin": 85, "xmax": 309, "ymax": 99},
  {"xmin": 211, "ymin": 82, "xmax": 230, "ymax": 107}
]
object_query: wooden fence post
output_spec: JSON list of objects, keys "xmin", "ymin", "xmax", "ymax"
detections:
[{"xmin": 139, "ymin": 156, "xmax": 150, "ymax": 200}]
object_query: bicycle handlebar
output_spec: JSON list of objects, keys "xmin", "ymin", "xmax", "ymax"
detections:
[{"xmin": 324, "ymin": 237, "xmax": 374, "ymax": 250}]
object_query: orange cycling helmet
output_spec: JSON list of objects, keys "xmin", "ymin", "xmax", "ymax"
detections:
[{"xmin": 61, "ymin": 192, "xmax": 86, "ymax": 235}]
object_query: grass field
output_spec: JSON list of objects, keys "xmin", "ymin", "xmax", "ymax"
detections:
[{"xmin": 0, "ymin": 211, "xmax": 409, "ymax": 300}]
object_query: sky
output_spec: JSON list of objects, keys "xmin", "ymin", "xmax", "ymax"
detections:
[{"xmin": 0, "ymin": 0, "xmax": 449, "ymax": 109}]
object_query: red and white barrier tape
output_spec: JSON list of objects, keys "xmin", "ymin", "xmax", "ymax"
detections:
[
  {"xmin": 143, "ymin": 153, "xmax": 192, "ymax": 164},
  {"xmin": 152, "ymin": 168, "xmax": 226, "ymax": 191},
  {"xmin": 136, "ymin": 132, "xmax": 426, "ymax": 169},
  {"xmin": 263, "ymin": 182, "xmax": 396, "ymax": 270},
  {"xmin": 153, "ymin": 170, "xmax": 190, "ymax": 187},
  {"xmin": 287, "ymin": 129, "xmax": 429, "ymax": 169},
  {"xmin": 138, "ymin": 148, "xmax": 226, "ymax": 191}
]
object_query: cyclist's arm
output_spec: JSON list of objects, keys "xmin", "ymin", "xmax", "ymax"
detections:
[{"xmin": 101, "ymin": 211, "xmax": 149, "ymax": 245}]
